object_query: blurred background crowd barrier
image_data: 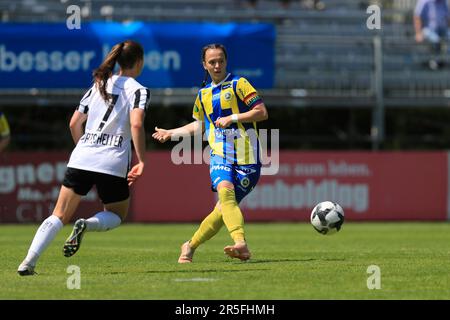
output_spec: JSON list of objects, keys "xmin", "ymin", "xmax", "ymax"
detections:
[
  {"xmin": 1, "ymin": 151, "xmax": 447, "ymax": 222},
  {"xmin": 1, "ymin": 0, "xmax": 449, "ymax": 221}
]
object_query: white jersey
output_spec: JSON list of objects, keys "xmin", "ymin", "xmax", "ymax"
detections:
[{"xmin": 67, "ymin": 75, "xmax": 150, "ymax": 178}]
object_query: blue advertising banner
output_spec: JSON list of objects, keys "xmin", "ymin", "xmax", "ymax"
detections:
[{"xmin": 0, "ymin": 22, "xmax": 275, "ymax": 89}]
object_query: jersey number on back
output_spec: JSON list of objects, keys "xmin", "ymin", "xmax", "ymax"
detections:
[{"xmin": 97, "ymin": 94, "xmax": 119, "ymax": 132}]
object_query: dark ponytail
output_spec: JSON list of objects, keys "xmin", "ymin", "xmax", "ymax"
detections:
[
  {"xmin": 200, "ymin": 43, "xmax": 227, "ymax": 88},
  {"xmin": 93, "ymin": 42, "xmax": 124, "ymax": 102},
  {"xmin": 93, "ymin": 40, "xmax": 144, "ymax": 102},
  {"xmin": 201, "ymin": 70, "xmax": 209, "ymax": 88}
]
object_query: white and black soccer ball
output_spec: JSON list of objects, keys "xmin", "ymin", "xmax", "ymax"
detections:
[{"xmin": 310, "ymin": 201, "xmax": 345, "ymax": 235}]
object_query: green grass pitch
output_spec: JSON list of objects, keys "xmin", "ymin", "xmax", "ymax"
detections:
[{"xmin": 1, "ymin": 222, "xmax": 450, "ymax": 299}]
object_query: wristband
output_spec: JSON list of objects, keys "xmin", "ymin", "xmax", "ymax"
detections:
[{"xmin": 231, "ymin": 114, "xmax": 239, "ymax": 123}]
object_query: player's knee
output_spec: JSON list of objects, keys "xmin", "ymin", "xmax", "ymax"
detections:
[
  {"xmin": 218, "ymin": 187, "xmax": 237, "ymax": 205},
  {"xmin": 217, "ymin": 180, "xmax": 234, "ymax": 191}
]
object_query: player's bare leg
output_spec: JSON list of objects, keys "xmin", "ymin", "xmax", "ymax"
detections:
[
  {"xmin": 178, "ymin": 241, "xmax": 196, "ymax": 263},
  {"xmin": 224, "ymin": 242, "xmax": 251, "ymax": 261}
]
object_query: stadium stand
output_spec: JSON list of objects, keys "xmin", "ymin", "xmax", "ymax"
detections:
[
  {"xmin": 1, "ymin": 0, "xmax": 449, "ymax": 108},
  {"xmin": 1, "ymin": 0, "xmax": 450, "ymax": 150}
]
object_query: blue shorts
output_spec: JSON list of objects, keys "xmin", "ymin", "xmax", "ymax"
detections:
[{"xmin": 209, "ymin": 154, "xmax": 261, "ymax": 204}]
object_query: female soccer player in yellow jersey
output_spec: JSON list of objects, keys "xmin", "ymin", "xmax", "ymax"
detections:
[{"xmin": 153, "ymin": 43, "xmax": 268, "ymax": 263}]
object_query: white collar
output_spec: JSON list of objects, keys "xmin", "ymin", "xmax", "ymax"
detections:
[{"xmin": 211, "ymin": 73, "xmax": 231, "ymax": 88}]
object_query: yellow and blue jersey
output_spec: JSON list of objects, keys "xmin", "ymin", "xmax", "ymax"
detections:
[
  {"xmin": 0, "ymin": 111, "xmax": 10, "ymax": 138},
  {"xmin": 192, "ymin": 73, "xmax": 263, "ymax": 165}
]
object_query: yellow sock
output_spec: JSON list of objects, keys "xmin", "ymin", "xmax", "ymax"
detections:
[
  {"xmin": 218, "ymin": 187, "xmax": 245, "ymax": 243},
  {"xmin": 189, "ymin": 206, "xmax": 223, "ymax": 249}
]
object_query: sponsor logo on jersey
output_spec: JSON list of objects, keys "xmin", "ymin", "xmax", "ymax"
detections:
[
  {"xmin": 210, "ymin": 164, "xmax": 232, "ymax": 173},
  {"xmin": 214, "ymin": 127, "xmax": 240, "ymax": 139},
  {"xmin": 222, "ymin": 83, "xmax": 231, "ymax": 90}
]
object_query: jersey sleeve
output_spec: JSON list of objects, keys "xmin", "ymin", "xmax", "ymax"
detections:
[
  {"xmin": 132, "ymin": 88, "xmax": 151, "ymax": 112},
  {"xmin": 0, "ymin": 113, "xmax": 10, "ymax": 138},
  {"xmin": 77, "ymin": 86, "xmax": 94, "ymax": 114},
  {"xmin": 414, "ymin": 0, "xmax": 426, "ymax": 17},
  {"xmin": 236, "ymin": 77, "xmax": 263, "ymax": 109},
  {"xmin": 192, "ymin": 93, "xmax": 205, "ymax": 121}
]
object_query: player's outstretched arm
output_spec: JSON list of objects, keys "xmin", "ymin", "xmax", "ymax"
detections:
[{"xmin": 152, "ymin": 120, "xmax": 204, "ymax": 143}]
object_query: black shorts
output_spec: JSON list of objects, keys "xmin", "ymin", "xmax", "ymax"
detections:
[{"xmin": 62, "ymin": 167, "xmax": 129, "ymax": 204}]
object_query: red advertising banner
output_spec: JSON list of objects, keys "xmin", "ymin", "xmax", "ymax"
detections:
[
  {"xmin": 0, "ymin": 152, "xmax": 102, "ymax": 223},
  {"xmin": 239, "ymin": 151, "xmax": 447, "ymax": 221},
  {"xmin": 1, "ymin": 151, "xmax": 447, "ymax": 223},
  {"xmin": 130, "ymin": 152, "xmax": 215, "ymax": 222}
]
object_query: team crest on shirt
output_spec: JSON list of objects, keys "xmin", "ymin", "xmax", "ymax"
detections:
[
  {"xmin": 240, "ymin": 177, "xmax": 250, "ymax": 188},
  {"xmin": 223, "ymin": 92, "xmax": 232, "ymax": 101}
]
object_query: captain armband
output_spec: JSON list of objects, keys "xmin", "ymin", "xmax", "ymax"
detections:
[{"xmin": 243, "ymin": 93, "xmax": 263, "ymax": 109}]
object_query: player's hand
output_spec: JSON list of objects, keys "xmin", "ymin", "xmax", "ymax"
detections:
[
  {"xmin": 415, "ymin": 32, "xmax": 424, "ymax": 43},
  {"xmin": 214, "ymin": 116, "xmax": 232, "ymax": 129},
  {"xmin": 152, "ymin": 126, "xmax": 172, "ymax": 143},
  {"xmin": 127, "ymin": 161, "xmax": 144, "ymax": 186}
]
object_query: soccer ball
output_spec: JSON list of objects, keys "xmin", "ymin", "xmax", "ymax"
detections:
[{"xmin": 310, "ymin": 201, "xmax": 345, "ymax": 235}]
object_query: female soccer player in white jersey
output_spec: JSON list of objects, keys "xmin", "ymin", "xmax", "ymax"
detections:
[
  {"xmin": 18, "ymin": 40, "xmax": 150, "ymax": 276},
  {"xmin": 153, "ymin": 44, "xmax": 268, "ymax": 263}
]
